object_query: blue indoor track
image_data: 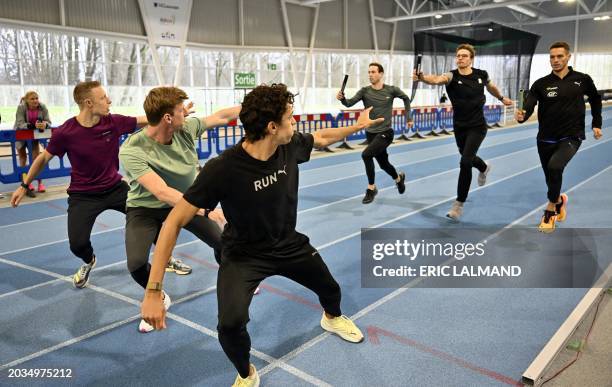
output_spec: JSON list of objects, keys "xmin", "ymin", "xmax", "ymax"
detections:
[{"xmin": 1, "ymin": 108, "xmax": 611, "ymax": 386}]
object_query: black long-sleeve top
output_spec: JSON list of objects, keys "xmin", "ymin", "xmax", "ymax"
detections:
[{"xmin": 520, "ymin": 67, "xmax": 602, "ymax": 141}]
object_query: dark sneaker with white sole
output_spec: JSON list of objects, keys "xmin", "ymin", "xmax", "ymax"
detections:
[
  {"xmin": 396, "ymin": 171, "xmax": 406, "ymax": 194},
  {"xmin": 165, "ymin": 256, "xmax": 192, "ymax": 275},
  {"xmin": 362, "ymin": 188, "xmax": 378, "ymax": 204}
]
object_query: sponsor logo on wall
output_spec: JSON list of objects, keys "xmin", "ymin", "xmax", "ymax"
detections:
[
  {"xmin": 160, "ymin": 15, "xmax": 175, "ymax": 25},
  {"xmin": 154, "ymin": 2, "xmax": 179, "ymax": 10},
  {"xmin": 142, "ymin": 0, "xmax": 189, "ymax": 45}
]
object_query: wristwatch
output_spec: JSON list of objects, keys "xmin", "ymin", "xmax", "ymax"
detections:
[
  {"xmin": 204, "ymin": 208, "xmax": 211, "ymax": 218},
  {"xmin": 20, "ymin": 182, "xmax": 30, "ymax": 190},
  {"xmin": 146, "ymin": 282, "xmax": 162, "ymax": 291},
  {"xmin": 498, "ymin": 95, "xmax": 505, "ymax": 102}
]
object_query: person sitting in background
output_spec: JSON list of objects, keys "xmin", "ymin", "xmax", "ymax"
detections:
[{"xmin": 14, "ymin": 90, "xmax": 51, "ymax": 197}]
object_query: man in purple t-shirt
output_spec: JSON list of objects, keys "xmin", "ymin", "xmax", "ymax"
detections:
[{"xmin": 10, "ymin": 81, "xmax": 148, "ymax": 288}]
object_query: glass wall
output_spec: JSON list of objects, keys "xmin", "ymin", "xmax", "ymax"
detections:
[{"xmin": 1, "ymin": 25, "xmax": 611, "ymax": 127}]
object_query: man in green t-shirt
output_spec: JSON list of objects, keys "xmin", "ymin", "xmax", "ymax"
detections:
[{"xmin": 119, "ymin": 86, "xmax": 239, "ymax": 333}]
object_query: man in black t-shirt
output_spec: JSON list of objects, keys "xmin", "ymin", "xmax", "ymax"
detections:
[
  {"xmin": 140, "ymin": 84, "xmax": 384, "ymax": 386},
  {"xmin": 413, "ymin": 44, "xmax": 513, "ymax": 221},
  {"xmin": 516, "ymin": 41, "xmax": 603, "ymax": 233}
]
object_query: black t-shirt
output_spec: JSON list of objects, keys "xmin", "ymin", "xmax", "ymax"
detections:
[
  {"xmin": 183, "ymin": 132, "xmax": 315, "ymax": 260},
  {"xmin": 445, "ymin": 68, "xmax": 490, "ymax": 130},
  {"xmin": 521, "ymin": 67, "xmax": 602, "ymax": 142}
]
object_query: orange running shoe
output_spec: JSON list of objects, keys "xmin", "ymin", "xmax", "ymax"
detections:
[
  {"xmin": 538, "ymin": 210, "xmax": 557, "ymax": 233},
  {"xmin": 555, "ymin": 193, "xmax": 568, "ymax": 222}
]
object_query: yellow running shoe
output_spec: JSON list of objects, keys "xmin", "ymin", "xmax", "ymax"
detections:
[
  {"xmin": 538, "ymin": 210, "xmax": 557, "ymax": 233},
  {"xmin": 320, "ymin": 313, "xmax": 364, "ymax": 343},
  {"xmin": 232, "ymin": 364, "xmax": 259, "ymax": 387},
  {"xmin": 73, "ymin": 256, "xmax": 96, "ymax": 288},
  {"xmin": 555, "ymin": 193, "xmax": 568, "ymax": 222}
]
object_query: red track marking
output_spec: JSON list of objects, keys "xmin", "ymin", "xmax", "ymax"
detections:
[
  {"xmin": 176, "ymin": 252, "xmax": 322, "ymax": 310},
  {"xmin": 176, "ymin": 251, "xmax": 519, "ymax": 385},
  {"xmin": 43, "ymin": 201, "xmax": 107, "ymax": 228},
  {"xmin": 258, "ymin": 283, "xmax": 322, "ymax": 311},
  {"xmin": 367, "ymin": 325, "xmax": 521, "ymax": 386},
  {"xmin": 44, "ymin": 201, "xmax": 66, "ymax": 211},
  {"xmin": 95, "ymin": 221, "xmax": 109, "ymax": 229},
  {"xmin": 175, "ymin": 251, "xmax": 219, "ymax": 270}
]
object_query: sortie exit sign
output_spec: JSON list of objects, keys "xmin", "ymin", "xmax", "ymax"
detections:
[{"xmin": 234, "ymin": 72, "xmax": 256, "ymax": 89}]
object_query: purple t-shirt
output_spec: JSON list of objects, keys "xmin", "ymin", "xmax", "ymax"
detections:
[{"xmin": 46, "ymin": 114, "xmax": 137, "ymax": 193}]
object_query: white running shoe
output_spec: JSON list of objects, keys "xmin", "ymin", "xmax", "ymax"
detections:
[
  {"xmin": 446, "ymin": 200, "xmax": 464, "ymax": 221},
  {"xmin": 139, "ymin": 290, "xmax": 171, "ymax": 333},
  {"xmin": 478, "ymin": 163, "xmax": 491, "ymax": 186}
]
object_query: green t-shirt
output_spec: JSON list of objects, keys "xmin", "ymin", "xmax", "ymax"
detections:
[{"xmin": 120, "ymin": 117, "xmax": 207, "ymax": 208}]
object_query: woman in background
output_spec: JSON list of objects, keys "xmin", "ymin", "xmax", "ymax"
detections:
[{"xmin": 14, "ymin": 90, "xmax": 51, "ymax": 197}]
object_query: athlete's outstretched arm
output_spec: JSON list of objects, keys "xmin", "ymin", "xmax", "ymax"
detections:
[
  {"xmin": 11, "ymin": 150, "xmax": 54, "ymax": 207},
  {"xmin": 485, "ymin": 81, "xmax": 513, "ymax": 106},
  {"xmin": 412, "ymin": 69, "xmax": 450, "ymax": 86},
  {"xmin": 312, "ymin": 107, "xmax": 384, "ymax": 148}
]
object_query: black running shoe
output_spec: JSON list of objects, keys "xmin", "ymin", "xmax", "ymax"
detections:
[
  {"xmin": 362, "ymin": 188, "xmax": 378, "ymax": 204},
  {"xmin": 25, "ymin": 187, "xmax": 36, "ymax": 198},
  {"xmin": 396, "ymin": 172, "xmax": 406, "ymax": 194}
]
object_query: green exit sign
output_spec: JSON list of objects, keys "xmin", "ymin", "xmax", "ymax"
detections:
[
  {"xmin": 234, "ymin": 72, "xmax": 256, "ymax": 89},
  {"xmin": 267, "ymin": 63, "xmax": 277, "ymax": 71}
]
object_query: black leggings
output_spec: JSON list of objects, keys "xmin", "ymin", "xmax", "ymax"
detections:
[
  {"xmin": 537, "ymin": 138, "xmax": 581, "ymax": 203},
  {"xmin": 125, "ymin": 207, "xmax": 222, "ymax": 288},
  {"xmin": 67, "ymin": 181, "xmax": 129, "ymax": 264},
  {"xmin": 362, "ymin": 129, "xmax": 399, "ymax": 185},
  {"xmin": 454, "ymin": 128, "xmax": 488, "ymax": 202},
  {"xmin": 217, "ymin": 247, "xmax": 342, "ymax": 378}
]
